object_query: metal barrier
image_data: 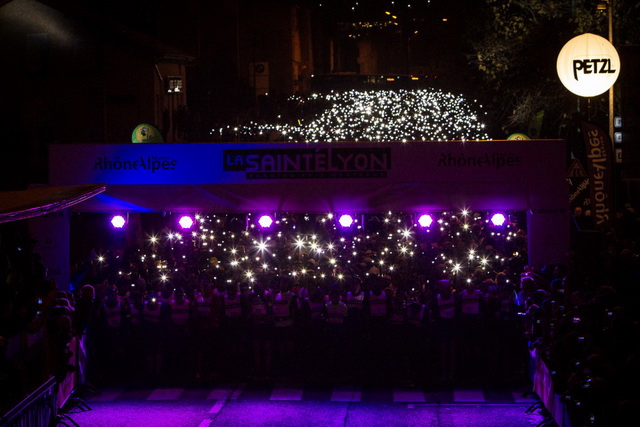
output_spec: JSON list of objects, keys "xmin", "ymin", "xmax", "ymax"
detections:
[
  {"xmin": 0, "ymin": 376, "xmax": 57, "ymax": 427},
  {"xmin": 1, "ymin": 335, "xmax": 87, "ymax": 427},
  {"xmin": 530, "ymin": 348, "xmax": 572, "ymax": 427},
  {"xmin": 57, "ymin": 337, "xmax": 78, "ymax": 409}
]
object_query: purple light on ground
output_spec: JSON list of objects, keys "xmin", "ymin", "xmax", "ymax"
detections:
[
  {"xmin": 418, "ymin": 214, "xmax": 433, "ymax": 228},
  {"xmin": 178, "ymin": 215, "xmax": 194, "ymax": 229},
  {"xmin": 69, "ymin": 395, "xmax": 546, "ymax": 426},
  {"xmin": 491, "ymin": 213, "xmax": 506, "ymax": 226},
  {"xmin": 258, "ymin": 215, "xmax": 274, "ymax": 228},
  {"xmin": 338, "ymin": 214, "xmax": 354, "ymax": 228},
  {"xmin": 110, "ymin": 215, "xmax": 126, "ymax": 228}
]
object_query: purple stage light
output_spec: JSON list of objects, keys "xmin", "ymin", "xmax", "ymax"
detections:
[
  {"xmin": 178, "ymin": 215, "xmax": 194, "ymax": 229},
  {"xmin": 110, "ymin": 215, "xmax": 126, "ymax": 228},
  {"xmin": 418, "ymin": 214, "xmax": 433, "ymax": 228},
  {"xmin": 490, "ymin": 213, "xmax": 506, "ymax": 226},
  {"xmin": 258, "ymin": 215, "xmax": 273, "ymax": 228},
  {"xmin": 338, "ymin": 214, "xmax": 354, "ymax": 228}
]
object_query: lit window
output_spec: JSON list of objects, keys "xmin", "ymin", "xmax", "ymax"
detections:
[{"xmin": 167, "ymin": 76, "xmax": 183, "ymax": 93}]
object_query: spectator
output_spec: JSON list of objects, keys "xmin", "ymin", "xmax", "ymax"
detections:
[{"xmin": 434, "ymin": 279, "xmax": 457, "ymax": 384}]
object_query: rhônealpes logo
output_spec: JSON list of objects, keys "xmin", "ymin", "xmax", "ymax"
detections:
[
  {"xmin": 223, "ymin": 147, "xmax": 391, "ymax": 179},
  {"xmin": 93, "ymin": 155, "xmax": 177, "ymax": 172}
]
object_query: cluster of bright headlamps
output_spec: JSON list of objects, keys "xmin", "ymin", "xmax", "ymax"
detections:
[
  {"xmin": 108, "ymin": 210, "xmax": 522, "ymax": 288},
  {"xmin": 220, "ymin": 89, "xmax": 489, "ymax": 143}
]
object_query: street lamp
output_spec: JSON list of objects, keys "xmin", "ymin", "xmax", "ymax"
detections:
[{"xmin": 598, "ymin": 0, "xmax": 615, "ymax": 143}]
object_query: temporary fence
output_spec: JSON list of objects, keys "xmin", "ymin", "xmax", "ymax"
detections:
[{"xmin": 0, "ymin": 376, "xmax": 58, "ymax": 427}]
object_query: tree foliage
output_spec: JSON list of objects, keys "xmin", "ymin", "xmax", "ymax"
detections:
[{"xmin": 472, "ymin": 0, "xmax": 639, "ymax": 137}]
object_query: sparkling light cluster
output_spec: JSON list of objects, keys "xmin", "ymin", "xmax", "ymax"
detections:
[
  {"xmin": 101, "ymin": 210, "xmax": 526, "ymax": 291},
  {"xmin": 226, "ymin": 89, "xmax": 490, "ymax": 143}
]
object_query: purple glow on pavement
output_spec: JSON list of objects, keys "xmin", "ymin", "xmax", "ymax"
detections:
[{"xmin": 70, "ymin": 395, "xmax": 546, "ymax": 426}]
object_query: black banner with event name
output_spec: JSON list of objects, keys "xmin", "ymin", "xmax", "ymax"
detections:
[
  {"xmin": 581, "ymin": 121, "xmax": 613, "ymax": 229},
  {"xmin": 222, "ymin": 147, "xmax": 391, "ymax": 179}
]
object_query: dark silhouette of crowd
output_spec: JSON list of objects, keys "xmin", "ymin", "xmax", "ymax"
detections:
[
  {"xmin": 84, "ymin": 272, "xmax": 529, "ymax": 388},
  {"xmin": 523, "ymin": 263, "xmax": 640, "ymax": 425},
  {"xmin": 0, "ymin": 237, "xmax": 85, "ymax": 414}
]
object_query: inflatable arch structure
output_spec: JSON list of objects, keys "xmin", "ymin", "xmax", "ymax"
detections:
[{"xmin": 42, "ymin": 141, "xmax": 569, "ymax": 288}]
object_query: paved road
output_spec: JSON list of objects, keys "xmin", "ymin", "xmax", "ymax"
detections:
[{"xmin": 63, "ymin": 382, "xmax": 548, "ymax": 426}]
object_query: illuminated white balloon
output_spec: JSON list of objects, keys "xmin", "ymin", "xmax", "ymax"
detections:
[{"xmin": 556, "ymin": 33, "xmax": 620, "ymax": 97}]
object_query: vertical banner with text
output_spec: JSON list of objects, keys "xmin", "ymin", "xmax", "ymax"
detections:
[{"xmin": 581, "ymin": 121, "xmax": 613, "ymax": 229}]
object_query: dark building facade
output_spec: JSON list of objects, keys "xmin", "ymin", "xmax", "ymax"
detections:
[
  {"xmin": 0, "ymin": 0, "xmax": 488, "ymax": 190},
  {"xmin": 0, "ymin": 0, "xmax": 193, "ymax": 189}
]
